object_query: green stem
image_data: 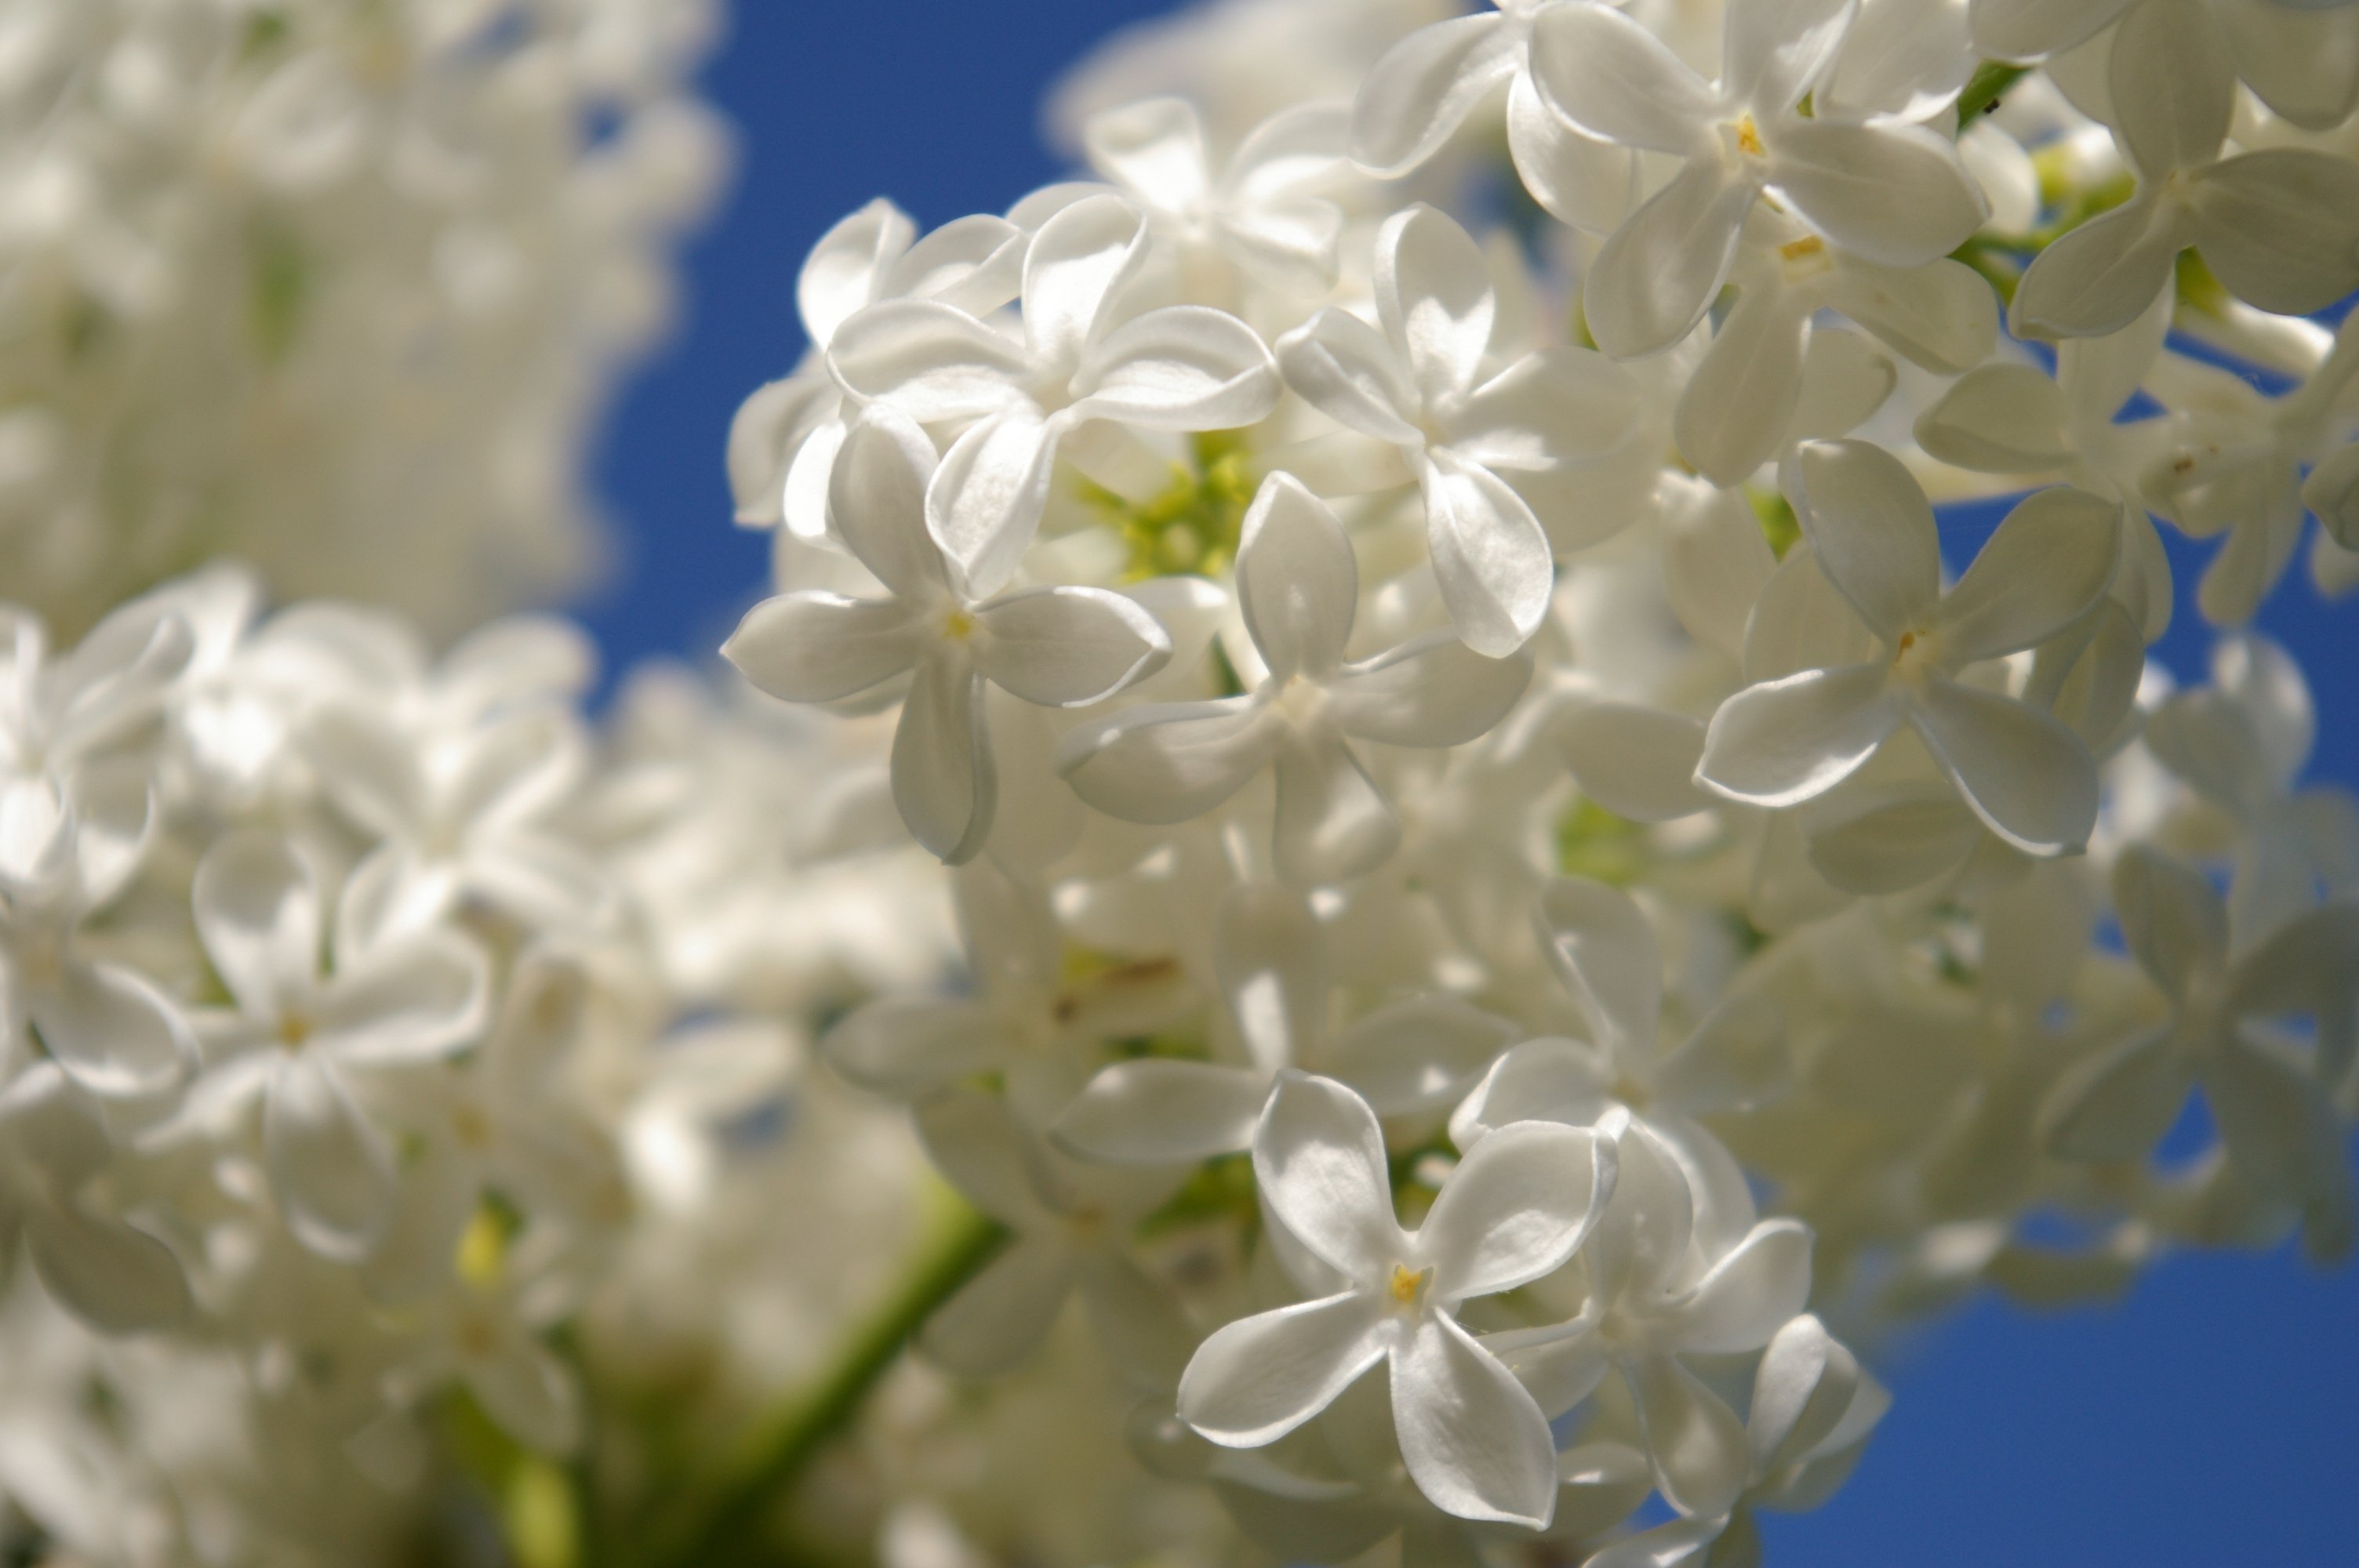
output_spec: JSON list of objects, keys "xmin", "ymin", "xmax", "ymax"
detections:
[
  {"xmin": 1955, "ymin": 60, "xmax": 2030, "ymax": 131},
  {"xmin": 643, "ymin": 1196, "xmax": 1005, "ymax": 1568}
]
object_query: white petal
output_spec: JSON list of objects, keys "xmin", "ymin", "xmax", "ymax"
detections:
[
  {"xmin": 1275, "ymin": 307, "xmax": 1425, "ymax": 446},
  {"xmin": 1767, "ymin": 120, "xmax": 1988, "ymax": 267},
  {"xmin": 2107, "ymin": 0, "xmax": 2231, "ymax": 180},
  {"xmin": 1588, "ymin": 1120, "xmax": 1699, "ymax": 1305},
  {"xmin": 318, "ymin": 931, "xmax": 489, "ymax": 1065},
  {"xmin": 1537, "ymin": 877, "xmax": 1663, "ymax": 1061},
  {"xmin": 2205, "ymin": 1036, "xmax": 2348, "ymax": 1216},
  {"xmin": 1447, "ymin": 347, "xmax": 1637, "ymax": 473},
  {"xmin": 1938, "ymin": 485, "xmax": 2120, "ymax": 662},
  {"xmin": 1081, "ymin": 1251, "xmax": 1198, "ymax": 1392},
  {"xmin": 1271, "ymin": 730, "xmax": 1400, "ymax": 886},
  {"xmin": 2113, "ymin": 843, "xmax": 2226, "ymax": 998},
  {"xmin": 921, "ymin": 1236, "xmax": 1078, "ymax": 1378},
  {"xmin": 827, "ymin": 299, "xmax": 1035, "ymax": 421},
  {"xmin": 1451, "ymin": 1037, "xmax": 1616, "ymax": 1148},
  {"xmin": 828, "ymin": 410, "xmax": 951, "ymax": 597},
  {"xmin": 1625, "ymin": 1353, "xmax": 1753, "ymax": 1517},
  {"xmin": 1724, "ymin": 0, "xmax": 1858, "ymax": 114},
  {"xmin": 1349, "ymin": 13, "xmax": 1521, "ymax": 176},
  {"xmin": 1530, "ymin": 4, "xmax": 1720, "ymax": 155},
  {"xmin": 1561, "ymin": 702, "xmax": 1713, "ymax": 822},
  {"xmin": 1022, "ymin": 194, "xmax": 1149, "ymax": 371},
  {"xmin": 1661, "ymin": 479, "xmax": 1778, "ymax": 661},
  {"xmin": 1253, "ymin": 1071, "xmax": 1405, "ymax": 1282},
  {"xmin": 2229, "ymin": 904, "xmax": 2359, "ymax": 1087},
  {"xmin": 1216, "ymin": 880, "xmax": 1327, "ymax": 1078},
  {"xmin": 1696, "ymin": 665, "xmax": 1900, "ymax": 807},
  {"xmin": 1583, "ymin": 162, "xmax": 1756, "ymax": 360},
  {"xmin": 1819, "ymin": 256, "xmax": 1997, "ymax": 375},
  {"xmin": 1084, "ymin": 96, "xmax": 1210, "ymax": 213},
  {"xmin": 1790, "ymin": 437, "xmax": 1942, "ymax": 642},
  {"xmin": 1670, "ymin": 1219, "xmax": 1812, "ymax": 1353},
  {"xmin": 824, "ymin": 997, "xmax": 1000, "ymax": 1099},
  {"xmin": 1073, "ymin": 306, "xmax": 1280, "ymax": 430},
  {"xmin": 1676, "ymin": 287, "xmax": 1808, "ymax": 486},
  {"xmin": 2008, "ymin": 197, "xmax": 2183, "ymax": 341},
  {"xmin": 1506, "ymin": 73, "xmax": 1637, "ymax": 234},
  {"xmin": 1376, "ymin": 205, "xmax": 1495, "ymax": 409},
  {"xmin": 890, "ymin": 213, "xmax": 1029, "ymax": 315},
  {"xmin": 266, "ymin": 1054, "xmax": 394, "ymax": 1262},
  {"xmin": 1179, "ymin": 1290, "xmax": 1388, "ymax": 1445},
  {"xmin": 24, "ymin": 1206, "xmax": 191, "ymax": 1335},
  {"xmin": 1969, "ymin": 0, "xmax": 2128, "ymax": 60},
  {"xmin": 2187, "ymin": 151, "xmax": 2359, "ymax": 318},
  {"xmin": 1421, "ymin": 451, "xmax": 1555, "ymax": 659},
  {"xmin": 2040, "ymin": 1026, "xmax": 2191, "ymax": 1161},
  {"xmin": 1328, "ymin": 630, "xmax": 1534, "ymax": 748},
  {"xmin": 976, "ymin": 586, "xmax": 1170, "ymax": 707},
  {"xmin": 722, "ymin": 593, "xmax": 921, "ymax": 704},
  {"xmin": 31, "ymin": 963, "xmax": 189, "ymax": 1100},
  {"xmin": 1417, "ymin": 1121, "xmax": 1612, "ymax": 1301},
  {"xmin": 465, "ymin": 1332, "xmax": 583, "ymax": 1457},
  {"xmin": 928, "ymin": 407, "xmax": 1061, "ymax": 601},
  {"xmin": 1913, "ymin": 365, "xmax": 2074, "ymax": 474},
  {"xmin": 799, "ymin": 198, "xmax": 914, "ymax": 347},
  {"xmin": 1053, "ymin": 1058, "xmax": 1272, "ymax": 1164},
  {"xmin": 1235, "ymin": 474, "xmax": 1358, "ymax": 681},
  {"xmin": 191, "ymin": 831, "xmax": 321, "ymax": 1022},
  {"xmin": 1905, "ymin": 677, "xmax": 2099, "ymax": 855},
  {"xmin": 1805, "ymin": 784, "xmax": 1983, "ymax": 894},
  {"xmin": 1329, "ymin": 996, "xmax": 1515, "ymax": 1117},
  {"xmin": 892, "ymin": 649, "xmax": 994, "ymax": 864},
  {"xmin": 1392, "ymin": 1316, "xmax": 1560, "ymax": 1529},
  {"xmin": 1749, "ymin": 1313, "xmax": 1863, "ymax": 1476},
  {"xmin": 1059, "ymin": 699, "xmax": 1276, "ymax": 823},
  {"xmin": 914, "ymin": 1088, "xmax": 1050, "ymax": 1227}
]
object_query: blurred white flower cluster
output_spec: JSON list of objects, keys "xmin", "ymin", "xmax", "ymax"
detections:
[
  {"xmin": 0, "ymin": 564, "xmax": 964, "ymax": 1564},
  {"xmin": 715, "ymin": 0, "xmax": 2359, "ymax": 1564},
  {"xmin": 0, "ymin": 0, "xmax": 726, "ymax": 638}
]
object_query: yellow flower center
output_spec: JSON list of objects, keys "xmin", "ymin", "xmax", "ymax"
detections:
[
  {"xmin": 1387, "ymin": 1263, "xmax": 1433, "ymax": 1310},
  {"xmin": 1735, "ymin": 115, "xmax": 1765, "ymax": 157}
]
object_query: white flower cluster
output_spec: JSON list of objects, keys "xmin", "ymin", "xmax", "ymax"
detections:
[
  {"xmin": 0, "ymin": 0, "xmax": 726, "ymax": 639},
  {"xmin": 0, "ymin": 566, "xmax": 959, "ymax": 1565},
  {"xmin": 722, "ymin": 0, "xmax": 2359, "ymax": 1562}
]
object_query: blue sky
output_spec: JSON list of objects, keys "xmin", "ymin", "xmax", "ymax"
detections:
[{"xmin": 588, "ymin": 5, "xmax": 2359, "ymax": 1562}]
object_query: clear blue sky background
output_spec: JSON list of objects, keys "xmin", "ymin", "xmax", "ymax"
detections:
[{"xmin": 586, "ymin": 5, "xmax": 2359, "ymax": 1563}]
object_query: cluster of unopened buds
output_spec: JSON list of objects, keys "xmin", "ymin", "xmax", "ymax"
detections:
[{"xmin": 6, "ymin": 0, "xmax": 2359, "ymax": 1565}]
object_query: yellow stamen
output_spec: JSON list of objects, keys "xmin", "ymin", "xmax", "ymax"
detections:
[
  {"xmin": 1388, "ymin": 1263, "xmax": 1430, "ymax": 1308},
  {"xmin": 1736, "ymin": 115, "xmax": 1765, "ymax": 157},
  {"xmin": 943, "ymin": 608, "xmax": 976, "ymax": 641},
  {"xmin": 1778, "ymin": 234, "xmax": 1825, "ymax": 263}
]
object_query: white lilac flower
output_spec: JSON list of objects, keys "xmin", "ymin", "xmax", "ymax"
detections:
[
  {"xmin": 2008, "ymin": 0, "xmax": 2359, "ymax": 340},
  {"xmin": 827, "ymin": 194, "xmax": 1281, "ymax": 591},
  {"xmin": 1052, "ymin": 880, "xmax": 1514, "ymax": 1163},
  {"xmin": 1060, "ymin": 473, "xmax": 1532, "ymax": 884},
  {"xmin": 184, "ymin": 831, "xmax": 491, "ymax": 1261},
  {"xmin": 1177, "ymin": 1071, "xmax": 1616, "ymax": 1528},
  {"xmin": 1491, "ymin": 1120, "xmax": 1815, "ymax": 1517},
  {"xmin": 729, "ymin": 199, "xmax": 1027, "ymax": 538},
  {"xmin": 1080, "ymin": 96, "xmax": 1358, "ymax": 303},
  {"xmin": 1695, "ymin": 439, "xmax": 2119, "ymax": 856},
  {"xmin": 1274, "ymin": 204, "xmax": 1634, "ymax": 655},
  {"xmin": 1529, "ymin": 0, "xmax": 1988, "ymax": 358},
  {"xmin": 725, "ymin": 409, "xmax": 1174, "ymax": 862},
  {"xmin": 2040, "ymin": 844, "xmax": 2359, "ymax": 1258},
  {"xmin": 1348, "ymin": 0, "xmax": 1637, "ymax": 232}
]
